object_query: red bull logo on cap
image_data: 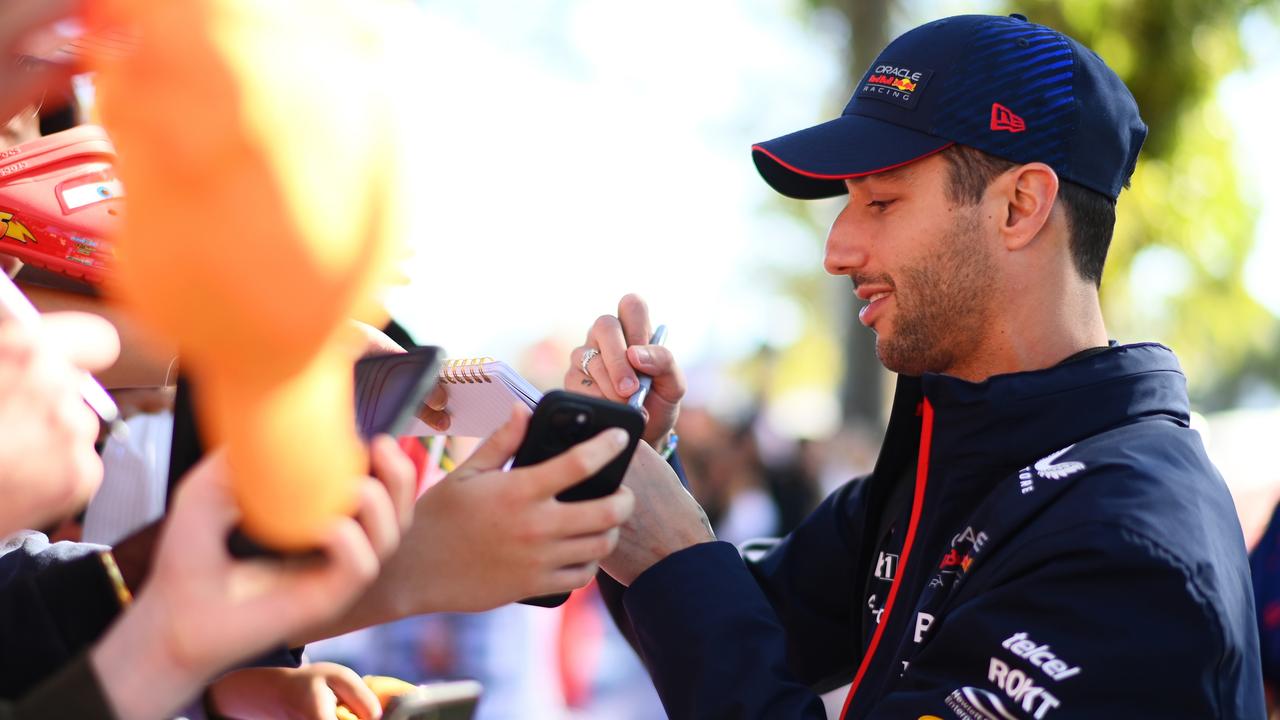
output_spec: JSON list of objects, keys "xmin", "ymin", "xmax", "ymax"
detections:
[{"xmin": 868, "ymin": 75, "xmax": 919, "ymax": 92}]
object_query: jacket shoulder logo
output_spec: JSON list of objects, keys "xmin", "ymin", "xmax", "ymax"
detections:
[{"xmin": 1034, "ymin": 444, "xmax": 1084, "ymax": 480}]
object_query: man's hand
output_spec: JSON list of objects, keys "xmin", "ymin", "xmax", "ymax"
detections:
[
  {"xmin": 374, "ymin": 405, "xmax": 635, "ymax": 614},
  {"xmin": 90, "ymin": 445, "xmax": 409, "ymax": 720},
  {"xmin": 565, "ymin": 294, "xmax": 686, "ymax": 445},
  {"xmin": 206, "ymin": 663, "xmax": 383, "ymax": 720},
  {"xmin": 349, "ymin": 319, "xmax": 404, "ymax": 358},
  {"xmin": 346, "ymin": 319, "xmax": 453, "ymax": 433},
  {"xmin": 419, "ymin": 382, "xmax": 449, "ymax": 432},
  {"xmin": 602, "ymin": 442, "xmax": 715, "ymax": 586},
  {"xmin": 0, "ymin": 311, "xmax": 120, "ymax": 535}
]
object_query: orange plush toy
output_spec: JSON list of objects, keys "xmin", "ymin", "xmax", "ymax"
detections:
[{"xmin": 89, "ymin": 0, "xmax": 408, "ymax": 548}]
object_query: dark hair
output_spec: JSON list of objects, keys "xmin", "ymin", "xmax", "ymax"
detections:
[{"xmin": 939, "ymin": 145, "xmax": 1117, "ymax": 287}]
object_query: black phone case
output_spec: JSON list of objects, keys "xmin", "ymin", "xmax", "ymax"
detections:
[
  {"xmin": 513, "ymin": 390, "xmax": 644, "ymax": 606},
  {"xmin": 354, "ymin": 345, "xmax": 444, "ymax": 438}
]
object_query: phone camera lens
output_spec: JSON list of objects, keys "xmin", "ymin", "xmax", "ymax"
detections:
[{"xmin": 575, "ymin": 412, "xmax": 588, "ymax": 425}]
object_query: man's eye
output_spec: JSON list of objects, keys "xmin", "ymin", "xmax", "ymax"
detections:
[{"xmin": 866, "ymin": 200, "xmax": 894, "ymax": 211}]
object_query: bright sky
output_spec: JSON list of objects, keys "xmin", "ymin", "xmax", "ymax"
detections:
[
  {"xmin": 385, "ymin": 0, "xmax": 1280, "ymax": 377},
  {"xmin": 385, "ymin": 0, "xmax": 844, "ymax": 366}
]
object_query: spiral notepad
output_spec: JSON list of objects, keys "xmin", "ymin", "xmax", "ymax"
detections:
[{"xmin": 411, "ymin": 357, "xmax": 542, "ymax": 438}]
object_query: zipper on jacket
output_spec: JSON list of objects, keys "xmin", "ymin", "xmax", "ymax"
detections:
[{"xmin": 839, "ymin": 398, "xmax": 934, "ymax": 720}]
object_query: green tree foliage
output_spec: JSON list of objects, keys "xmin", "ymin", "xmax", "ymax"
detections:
[{"xmin": 1007, "ymin": 0, "xmax": 1279, "ymax": 406}]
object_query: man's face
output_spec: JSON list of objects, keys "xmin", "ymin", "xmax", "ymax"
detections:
[{"xmin": 824, "ymin": 153, "xmax": 997, "ymax": 377}]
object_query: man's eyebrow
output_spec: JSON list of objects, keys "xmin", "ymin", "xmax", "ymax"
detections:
[{"xmin": 846, "ymin": 163, "xmax": 917, "ymax": 187}]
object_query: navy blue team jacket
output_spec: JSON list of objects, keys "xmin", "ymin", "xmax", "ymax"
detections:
[{"xmin": 615, "ymin": 343, "xmax": 1263, "ymax": 719}]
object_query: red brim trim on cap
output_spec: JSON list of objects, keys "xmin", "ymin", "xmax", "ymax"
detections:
[{"xmin": 751, "ymin": 141, "xmax": 956, "ymax": 181}]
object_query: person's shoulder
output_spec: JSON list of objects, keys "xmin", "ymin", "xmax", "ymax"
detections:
[
  {"xmin": 1012, "ymin": 418, "xmax": 1250, "ymax": 605},
  {"xmin": 1054, "ymin": 420, "xmax": 1232, "ymax": 529}
]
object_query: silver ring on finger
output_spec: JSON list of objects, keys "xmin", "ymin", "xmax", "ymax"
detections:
[{"xmin": 579, "ymin": 347, "xmax": 600, "ymax": 376}]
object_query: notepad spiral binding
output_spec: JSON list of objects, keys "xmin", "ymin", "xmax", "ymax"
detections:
[{"xmin": 439, "ymin": 357, "xmax": 495, "ymax": 384}]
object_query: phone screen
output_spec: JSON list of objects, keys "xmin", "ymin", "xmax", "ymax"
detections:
[
  {"xmin": 353, "ymin": 346, "xmax": 443, "ymax": 439},
  {"xmin": 385, "ymin": 680, "xmax": 481, "ymax": 720}
]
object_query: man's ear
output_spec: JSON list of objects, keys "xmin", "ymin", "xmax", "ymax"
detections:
[{"xmin": 994, "ymin": 162, "xmax": 1059, "ymax": 251}]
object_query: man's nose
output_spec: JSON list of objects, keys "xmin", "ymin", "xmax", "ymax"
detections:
[{"xmin": 823, "ymin": 207, "xmax": 869, "ymax": 275}]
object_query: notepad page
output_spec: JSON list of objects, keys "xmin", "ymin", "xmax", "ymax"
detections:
[
  {"xmin": 403, "ymin": 359, "xmax": 542, "ymax": 439},
  {"xmin": 489, "ymin": 364, "xmax": 541, "ymax": 407}
]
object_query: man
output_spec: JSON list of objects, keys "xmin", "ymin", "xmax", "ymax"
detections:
[{"xmin": 570, "ymin": 13, "xmax": 1263, "ymax": 719}]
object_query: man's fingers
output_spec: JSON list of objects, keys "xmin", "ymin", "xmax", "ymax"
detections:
[
  {"xmin": 549, "ymin": 527, "xmax": 621, "ymax": 568},
  {"xmin": 419, "ymin": 385, "xmax": 450, "ymax": 429},
  {"xmin": 308, "ymin": 516, "xmax": 380, "ymax": 603},
  {"xmin": 452, "ymin": 404, "xmax": 530, "ymax": 474},
  {"xmin": 625, "ymin": 343, "xmax": 672, "ymax": 378},
  {"xmin": 169, "ymin": 452, "xmax": 239, "ymax": 533},
  {"xmin": 369, "ymin": 435, "xmax": 415, "ymax": 530},
  {"xmin": 617, "ymin": 294, "xmax": 653, "ymax": 347},
  {"xmin": 316, "ymin": 663, "xmax": 383, "ymax": 720},
  {"xmin": 542, "ymin": 562, "xmax": 600, "ymax": 595},
  {"xmin": 246, "ymin": 516, "xmax": 380, "ymax": 636},
  {"xmin": 550, "ymin": 485, "xmax": 634, "ymax": 536},
  {"xmin": 523, "ymin": 428, "xmax": 628, "ymax": 498},
  {"xmin": 349, "ymin": 319, "xmax": 404, "ymax": 358},
  {"xmin": 307, "ymin": 683, "xmax": 340, "ymax": 719},
  {"xmin": 354, "ymin": 477, "xmax": 401, "ymax": 561},
  {"xmin": 566, "ymin": 346, "xmax": 607, "ymax": 398},
  {"xmin": 417, "ymin": 405, "xmax": 450, "ymax": 432},
  {"xmin": 40, "ymin": 311, "xmax": 120, "ymax": 373},
  {"xmin": 589, "ymin": 314, "xmax": 634, "ymax": 401},
  {"xmin": 631, "ymin": 344, "xmax": 686, "ymax": 407},
  {"xmin": 64, "ymin": 443, "xmax": 104, "ymax": 516},
  {"xmin": 425, "ymin": 384, "xmax": 448, "ymax": 411}
]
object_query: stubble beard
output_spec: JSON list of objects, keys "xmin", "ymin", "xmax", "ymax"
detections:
[{"xmin": 873, "ymin": 209, "xmax": 996, "ymax": 377}]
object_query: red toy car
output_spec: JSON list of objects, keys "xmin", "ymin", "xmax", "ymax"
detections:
[{"xmin": 0, "ymin": 124, "xmax": 121, "ymax": 285}]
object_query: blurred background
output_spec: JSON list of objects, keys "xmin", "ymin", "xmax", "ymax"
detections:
[{"xmin": 305, "ymin": 0, "xmax": 1280, "ymax": 717}]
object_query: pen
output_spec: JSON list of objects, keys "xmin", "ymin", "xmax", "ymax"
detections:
[
  {"xmin": 0, "ymin": 272, "xmax": 126, "ymax": 438},
  {"xmin": 627, "ymin": 324, "xmax": 667, "ymax": 410}
]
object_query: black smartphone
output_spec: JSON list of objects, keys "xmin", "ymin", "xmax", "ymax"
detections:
[
  {"xmin": 514, "ymin": 390, "xmax": 644, "ymax": 607},
  {"xmin": 385, "ymin": 680, "xmax": 482, "ymax": 720}
]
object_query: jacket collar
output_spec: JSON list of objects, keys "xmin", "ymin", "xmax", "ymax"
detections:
[{"xmin": 883, "ymin": 342, "xmax": 1191, "ymax": 484}]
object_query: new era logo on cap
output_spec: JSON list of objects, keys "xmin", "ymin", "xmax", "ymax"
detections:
[{"xmin": 990, "ymin": 103, "xmax": 1026, "ymax": 133}]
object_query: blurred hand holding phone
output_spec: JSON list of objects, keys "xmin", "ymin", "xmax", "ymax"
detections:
[{"xmin": 513, "ymin": 390, "xmax": 644, "ymax": 607}]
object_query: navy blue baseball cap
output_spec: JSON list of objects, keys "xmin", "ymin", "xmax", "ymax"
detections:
[{"xmin": 752, "ymin": 14, "xmax": 1147, "ymax": 201}]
